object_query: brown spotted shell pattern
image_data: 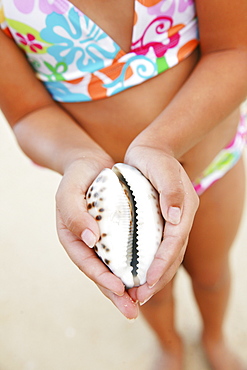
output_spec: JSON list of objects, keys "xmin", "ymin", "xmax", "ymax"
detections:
[{"xmin": 86, "ymin": 163, "xmax": 164, "ymax": 288}]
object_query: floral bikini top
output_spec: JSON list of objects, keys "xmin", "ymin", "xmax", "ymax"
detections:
[{"xmin": 0, "ymin": 0, "xmax": 199, "ymax": 102}]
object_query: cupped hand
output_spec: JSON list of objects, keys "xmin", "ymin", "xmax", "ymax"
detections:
[
  {"xmin": 55, "ymin": 155, "xmax": 139, "ymax": 319},
  {"xmin": 124, "ymin": 145, "xmax": 199, "ymax": 304}
]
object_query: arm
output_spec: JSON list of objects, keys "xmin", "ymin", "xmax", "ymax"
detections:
[
  {"xmin": 0, "ymin": 30, "xmax": 111, "ymax": 174},
  {"xmin": 0, "ymin": 30, "xmax": 140, "ymax": 318},
  {"xmin": 125, "ymin": 0, "xmax": 247, "ymax": 303},
  {"xmin": 127, "ymin": 0, "xmax": 247, "ymax": 159},
  {"xmin": 0, "ymin": 29, "xmax": 112, "ymax": 249}
]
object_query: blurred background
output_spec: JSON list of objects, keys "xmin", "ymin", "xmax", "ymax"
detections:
[{"xmin": 0, "ymin": 109, "xmax": 247, "ymax": 370}]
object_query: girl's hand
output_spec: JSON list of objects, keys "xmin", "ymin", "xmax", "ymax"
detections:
[
  {"xmin": 55, "ymin": 155, "xmax": 139, "ymax": 319},
  {"xmin": 124, "ymin": 145, "xmax": 199, "ymax": 304}
]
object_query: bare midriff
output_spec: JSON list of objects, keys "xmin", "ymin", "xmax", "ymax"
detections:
[
  {"xmin": 61, "ymin": 49, "xmax": 238, "ymax": 180},
  {"xmin": 60, "ymin": 0, "xmax": 240, "ymax": 180}
]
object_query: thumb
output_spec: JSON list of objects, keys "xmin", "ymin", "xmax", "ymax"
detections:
[
  {"xmin": 140, "ymin": 154, "xmax": 185, "ymax": 225},
  {"xmin": 158, "ymin": 163, "xmax": 184, "ymax": 225},
  {"xmin": 56, "ymin": 174, "xmax": 101, "ymax": 248},
  {"xmin": 56, "ymin": 191, "xmax": 100, "ymax": 247}
]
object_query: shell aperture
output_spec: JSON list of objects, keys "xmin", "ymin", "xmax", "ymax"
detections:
[{"xmin": 86, "ymin": 163, "xmax": 164, "ymax": 288}]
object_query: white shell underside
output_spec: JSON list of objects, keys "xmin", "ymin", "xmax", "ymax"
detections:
[{"xmin": 86, "ymin": 163, "xmax": 164, "ymax": 288}]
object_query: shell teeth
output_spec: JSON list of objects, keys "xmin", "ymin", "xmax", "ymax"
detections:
[{"xmin": 119, "ymin": 180, "xmax": 141, "ymax": 280}]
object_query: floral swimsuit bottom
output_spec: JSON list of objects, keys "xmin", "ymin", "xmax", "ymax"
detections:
[{"xmin": 0, "ymin": 0, "xmax": 246, "ymax": 195}]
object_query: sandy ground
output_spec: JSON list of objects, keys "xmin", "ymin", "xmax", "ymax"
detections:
[{"xmin": 0, "ymin": 110, "xmax": 246, "ymax": 370}]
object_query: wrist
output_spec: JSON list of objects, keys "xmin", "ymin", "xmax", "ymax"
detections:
[
  {"xmin": 125, "ymin": 141, "xmax": 175, "ymax": 165},
  {"xmin": 62, "ymin": 147, "xmax": 114, "ymax": 175},
  {"xmin": 13, "ymin": 104, "xmax": 114, "ymax": 175}
]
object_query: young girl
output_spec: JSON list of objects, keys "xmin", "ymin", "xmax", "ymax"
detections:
[{"xmin": 0, "ymin": 1, "xmax": 247, "ymax": 369}]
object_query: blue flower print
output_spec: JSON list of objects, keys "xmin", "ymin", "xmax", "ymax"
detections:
[
  {"xmin": 44, "ymin": 81, "xmax": 90, "ymax": 102},
  {"xmin": 41, "ymin": 8, "xmax": 120, "ymax": 73}
]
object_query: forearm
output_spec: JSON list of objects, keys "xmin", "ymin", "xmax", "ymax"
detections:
[
  {"xmin": 12, "ymin": 103, "xmax": 113, "ymax": 175},
  {"xmin": 128, "ymin": 49, "xmax": 247, "ymax": 159}
]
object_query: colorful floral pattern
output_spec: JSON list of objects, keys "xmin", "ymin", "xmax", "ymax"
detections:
[
  {"xmin": 1, "ymin": 0, "xmax": 199, "ymax": 101},
  {"xmin": 40, "ymin": 9, "xmax": 120, "ymax": 73}
]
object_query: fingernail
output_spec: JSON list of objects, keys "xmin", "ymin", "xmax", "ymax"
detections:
[
  {"xmin": 127, "ymin": 318, "xmax": 137, "ymax": 322},
  {"xmin": 148, "ymin": 281, "xmax": 158, "ymax": 289},
  {"xmin": 113, "ymin": 291, "xmax": 125, "ymax": 297},
  {"xmin": 140, "ymin": 294, "xmax": 154, "ymax": 306},
  {"xmin": 168, "ymin": 206, "xmax": 181, "ymax": 225},
  {"xmin": 81, "ymin": 229, "xmax": 97, "ymax": 248}
]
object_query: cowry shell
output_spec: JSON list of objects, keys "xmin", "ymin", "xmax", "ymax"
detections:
[{"xmin": 86, "ymin": 163, "xmax": 164, "ymax": 288}]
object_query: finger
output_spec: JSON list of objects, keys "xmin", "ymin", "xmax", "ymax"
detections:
[
  {"xmin": 98, "ymin": 286, "xmax": 139, "ymax": 320},
  {"xmin": 147, "ymin": 239, "xmax": 187, "ymax": 291},
  {"xmin": 55, "ymin": 164, "xmax": 103, "ymax": 246},
  {"xmin": 150, "ymin": 158, "xmax": 185, "ymax": 225},
  {"xmin": 127, "ymin": 286, "xmax": 139, "ymax": 303},
  {"xmin": 56, "ymin": 197, "xmax": 99, "ymax": 248},
  {"xmin": 132, "ymin": 235, "xmax": 187, "ymax": 305},
  {"xmin": 133, "ymin": 253, "xmax": 185, "ymax": 305},
  {"xmin": 57, "ymin": 214, "xmax": 125, "ymax": 296}
]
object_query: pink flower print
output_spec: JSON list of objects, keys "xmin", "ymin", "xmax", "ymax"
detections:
[
  {"xmin": 39, "ymin": 0, "xmax": 70, "ymax": 15},
  {"xmin": 147, "ymin": 0, "xmax": 176, "ymax": 17},
  {"xmin": 14, "ymin": 0, "xmax": 34, "ymax": 14},
  {"xmin": 14, "ymin": 0, "xmax": 69, "ymax": 15},
  {"xmin": 16, "ymin": 33, "xmax": 43, "ymax": 53},
  {"xmin": 178, "ymin": 0, "xmax": 194, "ymax": 12}
]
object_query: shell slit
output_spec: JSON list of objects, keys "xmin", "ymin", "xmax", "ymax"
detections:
[
  {"xmin": 113, "ymin": 169, "xmax": 139, "ymax": 279},
  {"xmin": 130, "ymin": 198, "xmax": 139, "ymax": 278}
]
